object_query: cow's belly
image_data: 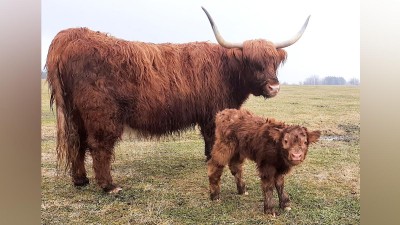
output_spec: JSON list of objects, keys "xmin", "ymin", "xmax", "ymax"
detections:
[{"xmin": 124, "ymin": 104, "xmax": 199, "ymax": 137}]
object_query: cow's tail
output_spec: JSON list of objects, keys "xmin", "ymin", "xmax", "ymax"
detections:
[{"xmin": 46, "ymin": 54, "xmax": 80, "ymax": 174}]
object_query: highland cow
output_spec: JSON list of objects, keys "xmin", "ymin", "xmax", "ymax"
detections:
[
  {"xmin": 207, "ymin": 109, "xmax": 320, "ymax": 215},
  {"xmin": 46, "ymin": 7, "xmax": 310, "ymax": 193}
]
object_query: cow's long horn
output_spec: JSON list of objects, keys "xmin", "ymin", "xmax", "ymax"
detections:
[
  {"xmin": 273, "ymin": 15, "xmax": 311, "ymax": 49},
  {"xmin": 201, "ymin": 7, "xmax": 243, "ymax": 49}
]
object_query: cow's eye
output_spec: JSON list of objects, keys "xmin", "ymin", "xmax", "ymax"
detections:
[
  {"xmin": 304, "ymin": 141, "xmax": 308, "ymax": 145},
  {"xmin": 253, "ymin": 63, "xmax": 264, "ymax": 71}
]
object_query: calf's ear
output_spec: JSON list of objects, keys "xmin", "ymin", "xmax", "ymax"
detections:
[
  {"xmin": 307, "ymin": 130, "xmax": 321, "ymax": 144},
  {"xmin": 268, "ymin": 128, "xmax": 282, "ymax": 143}
]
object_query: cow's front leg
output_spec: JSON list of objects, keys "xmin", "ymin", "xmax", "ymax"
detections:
[
  {"xmin": 275, "ymin": 174, "xmax": 291, "ymax": 211},
  {"xmin": 199, "ymin": 121, "xmax": 216, "ymax": 161}
]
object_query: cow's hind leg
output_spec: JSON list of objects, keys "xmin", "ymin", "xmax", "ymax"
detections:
[
  {"xmin": 71, "ymin": 113, "xmax": 89, "ymax": 187},
  {"xmin": 71, "ymin": 147, "xmax": 89, "ymax": 187},
  {"xmin": 228, "ymin": 154, "xmax": 247, "ymax": 195},
  {"xmin": 87, "ymin": 123, "xmax": 123, "ymax": 193},
  {"xmin": 89, "ymin": 143, "xmax": 119, "ymax": 193},
  {"xmin": 86, "ymin": 112, "xmax": 124, "ymax": 193},
  {"xmin": 78, "ymin": 87, "xmax": 124, "ymax": 193}
]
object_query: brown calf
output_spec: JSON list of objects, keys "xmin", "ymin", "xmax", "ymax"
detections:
[{"xmin": 207, "ymin": 109, "xmax": 320, "ymax": 215}]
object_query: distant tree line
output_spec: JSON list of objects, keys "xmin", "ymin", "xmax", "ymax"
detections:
[
  {"xmin": 41, "ymin": 70, "xmax": 359, "ymax": 86},
  {"xmin": 301, "ymin": 75, "xmax": 359, "ymax": 85}
]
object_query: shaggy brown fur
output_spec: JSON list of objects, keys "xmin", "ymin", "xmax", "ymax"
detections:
[
  {"xmin": 207, "ymin": 109, "xmax": 320, "ymax": 215},
  {"xmin": 46, "ymin": 27, "xmax": 287, "ymax": 192}
]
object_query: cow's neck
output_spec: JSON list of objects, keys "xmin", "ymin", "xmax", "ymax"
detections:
[{"xmin": 221, "ymin": 48, "xmax": 252, "ymax": 107}]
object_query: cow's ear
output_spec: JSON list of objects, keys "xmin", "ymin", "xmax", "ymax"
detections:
[
  {"xmin": 268, "ymin": 128, "xmax": 282, "ymax": 143},
  {"xmin": 307, "ymin": 130, "xmax": 321, "ymax": 144}
]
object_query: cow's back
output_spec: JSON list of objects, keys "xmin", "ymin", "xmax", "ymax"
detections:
[{"xmin": 46, "ymin": 28, "xmax": 246, "ymax": 138}]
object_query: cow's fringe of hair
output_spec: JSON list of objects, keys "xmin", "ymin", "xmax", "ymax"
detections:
[{"xmin": 47, "ymin": 66, "xmax": 80, "ymax": 173}]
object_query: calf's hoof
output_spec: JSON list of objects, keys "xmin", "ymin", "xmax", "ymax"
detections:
[
  {"xmin": 264, "ymin": 208, "xmax": 277, "ymax": 217},
  {"xmin": 279, "ymin": 201, "xmax": 291, "ymax": 210},
  {"xmin": 265, "ymin": 211, "xmax": 276, "ymax": 217},
  {"xmin": 210, "ymin": 192, "xmax": 220, "ymax": 201},
  {"xmin": 73, "ymin": 177, "xmax": 89, "ymax": 187}
]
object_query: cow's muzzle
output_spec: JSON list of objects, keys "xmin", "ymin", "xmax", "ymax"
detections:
[{"xmin": 267, "ymin": 84, "xmax": 280, "ymax": 97}]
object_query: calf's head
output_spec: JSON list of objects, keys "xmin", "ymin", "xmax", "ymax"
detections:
[{"xmin": 269, "ymin": 126, "xmax": 321, "ymax": 166}]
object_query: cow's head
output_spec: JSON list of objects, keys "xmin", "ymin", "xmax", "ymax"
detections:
[
  {"xmin": 269, "ymin": 126, "xmax": 320, "ymax": 166},
  {"xmin": 202, "ymin": 7, "xmax": 310, "ymax": 98}
]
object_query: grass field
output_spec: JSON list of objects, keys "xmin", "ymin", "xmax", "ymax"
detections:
[{"xmin": 41, "ymin": 80, "xmax": 360, "ymax": 224}]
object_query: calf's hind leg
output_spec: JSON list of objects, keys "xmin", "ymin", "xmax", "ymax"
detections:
[
  {"xmin": 228, "ymin": 154, "xmax": 247, "ymax": 195},
  {"xmin": 207, "ymin": 159, "xmax": 224, "ymax": 201}
]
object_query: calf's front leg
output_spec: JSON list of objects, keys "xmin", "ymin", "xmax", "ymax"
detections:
[
  {"xmin": 261, "ymin": 177, "xmax": 276, "ymax": 215},
  {"xmin": 259, "ymin": 166, "xmax": 277, "ymax": 216},
  {"xmin": 275, "ymin": 174, "xmax": 291, "ymax": 211}
]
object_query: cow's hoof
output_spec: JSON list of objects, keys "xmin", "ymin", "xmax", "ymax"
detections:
[
  {"xmin": 284, "ymin": 206, "xmax": 292, "ymax": 211},
  {"xmin": 244, "ymin": 191, "xmax": 249, "ymax": 195},
  {"xmin": 73, "ymin": 177, "xmax": 89, "ymax": 187},
  {"xmin": 102, "ymin": 184, "xmax": 122, "ymax": 194},
  {"xmin": 108, "ymin": 187, "xmax": 122, "ymax": 194},
  {"xmin": 237, "ymin": 185, "xmax": 247, "ymax": 195}
]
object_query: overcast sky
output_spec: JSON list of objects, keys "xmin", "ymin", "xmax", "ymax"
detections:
[{"xmin": 42, "ymin": 0, "xmax": 359, "ymax": 84}]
